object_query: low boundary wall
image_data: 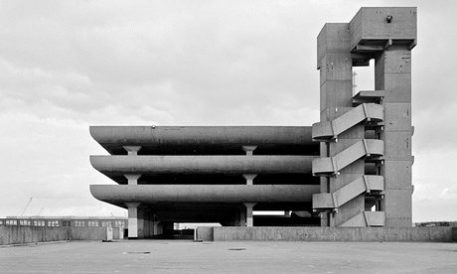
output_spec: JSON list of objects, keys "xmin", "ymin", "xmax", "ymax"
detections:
[
  {"xmin": 196, "ymin": 226, "xmax": 457, "ymax": 242},
  {"xmin": 68, "ymin": 227, "xmax": 108, "ymax": 241},
  {"xmin": 0, "ymin": 226, "xmax": 124, "ymax": 245},
  {"xmin": 195, "ymin": 226, "xmax": 213, "ymax": 241},
  {"xmin": 0, "ymin": 226, "xmax": 69, "ymax": 245}
]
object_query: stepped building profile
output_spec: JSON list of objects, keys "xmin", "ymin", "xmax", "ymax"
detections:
[{"xmin": 90, "ymin": 7, "xmax": 416, "ymax": 238}]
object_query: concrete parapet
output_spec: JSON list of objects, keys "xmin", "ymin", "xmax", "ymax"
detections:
[
  {"xmin": 195, "ymin": 227, "xmax": 214, "ymax": 241},
  {"xmin": 90, "ymin": 155, "xmax": 314, "ymax": 175},
  {"xmin": 0, "ymin": 226, "xmax": 125, "ymax": 245},
  {"xmin": 90, "ymin": 126, "xmax": 314, "ymax": 146},
  {"xmin": 0, "ymin": 226, "xmax": 69, "ymax": 245},
  {"xmin": 113, "ymin": 227, "xmax": 125, "ymax": 240},
  {"xmin": 90, "ymin": 126, "xmax": 318, "ymax": 156},
  {"xmin": 90, "ymin": 184, "xmax": 319, "ymax": 204},
  {"xmin": 68, "ymin": 227, "xmax": 108, "ymax": 241},
  {"xmin": 105, "ymin": 227, "xmax": 113, "ymax": 241},
  {"xmin": 195, "ymin": 227, "xmax": 454, "ymax": 242}
]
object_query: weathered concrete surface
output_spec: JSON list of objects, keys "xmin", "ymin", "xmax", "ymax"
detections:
[
  {"xmin": 90, "ymin": 126, "xmax": 318, "ymax": 155},
  {"xmin": 90, "ymin": 155, "xmax": 315, "ymax": 175},
  {"xmin": 349, "ymin": 7, "xmax": 417, "ymax": 51},
  {"xmin": 316, "ymin": 22, "xmax": 367, "ymax": 227},
  {"xmin": 90, "ymin": 126, "xmax": 314, "ymax": 145},
  {"xmin": 0, "ymin": 226, "xmax": 123, "ymax": 245},
  {"xmin": 0, "ymin": 226, "xmax": 69, "ymax": 245},
  {"xmin": 195, "ymin": 227, "xmax": 213, "ymax": 241},
  {"xmin": 113, "ymin": 227, "xmax": 124, "ymax": 240},
  {"xmin": 203, "ymin": 227, "xmax": 454, "ymax": 242},
  {"xmin": 68, "ymin": 227, "xmax": 109, "ymax": 241},
  {"xmin": 312, "ymin": 7, "xmax": 417, "ymax": 228},
  {"xmin": 1, "ymin": 240, "xmax": 456, "ymax": 273},
  {"xmin": 90, "ymin": 185, "xmax": 319, "ymax": 204}
]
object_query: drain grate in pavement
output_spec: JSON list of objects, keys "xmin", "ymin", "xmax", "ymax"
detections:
[
  {"xmin": 124, "ymin": 251, "xmax": 151, "ymax": 254},
  {"xmin": 228, "ymin": 248, "xmax": 246, "ymax": 251}
]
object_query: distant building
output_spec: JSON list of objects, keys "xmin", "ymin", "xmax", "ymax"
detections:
[{"xmin": 90, "ymin": 7, "xmax": 416, "ymax": 238}]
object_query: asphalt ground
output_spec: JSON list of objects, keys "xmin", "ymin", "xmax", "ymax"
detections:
[{"xmin": 1, "ymin": 240, "xmax": 457, "ymax": 273}]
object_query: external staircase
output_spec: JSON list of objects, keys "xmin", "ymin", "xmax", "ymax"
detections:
[{"xmin": 312, "ymin": 91, "xmax": 386, "ymax": 227}]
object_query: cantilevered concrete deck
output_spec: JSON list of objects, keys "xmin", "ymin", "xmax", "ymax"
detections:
[
  {"xmin": 90, "ymin": 155, "xmax": 316, "ymax": 184},
  {"xmin": 90, "ymin": 185, "xmax": 319, "ymax": 204},
  {"xmin": 90, "ymin": 126, "xmax": 321, "ymax": 234},
  {"xmin": 90, "ymin": 126, "xmax": 319, "ymax": 155}
]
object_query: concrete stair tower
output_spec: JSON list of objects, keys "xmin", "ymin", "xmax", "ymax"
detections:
[{"xmin": 312, "ymin": 7, "xmax": 416, "ymax": 227}]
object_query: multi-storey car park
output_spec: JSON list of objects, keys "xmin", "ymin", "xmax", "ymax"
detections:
[{"xmin": 90, "ymin": 7, "xmax": 416, "ymax": 239}]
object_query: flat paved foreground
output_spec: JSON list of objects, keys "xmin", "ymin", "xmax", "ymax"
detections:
[{"xmin": 1, "ymin": 240, "xmax": 457, "ymax": 273}]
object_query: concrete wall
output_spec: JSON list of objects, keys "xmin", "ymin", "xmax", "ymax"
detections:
[
  {"xmin": 0, "ymin": 226, "xmax": 69, "ymax": 245},
  {"xmin": 68, "ymin": 227, "xmax": 108, "ymax": 241},
  {"xmin": 195, "ymin": 227, "xmax": 454, "ymax": 242},
  {"xmin": 0, "ymin": 226, "xmax": 125, "ymax": 245},
  {"xmin": 195, "ymin": 227, "xmax": 214, "ymax": 241},
  {"xmin": 113, "ymin": 227, "xmax": 125, "ymax": 240}
]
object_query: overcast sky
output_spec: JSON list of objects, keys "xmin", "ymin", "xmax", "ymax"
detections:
[{"xmin": 0, "ymin": 0, "xmax": 456, "ymax": 222}]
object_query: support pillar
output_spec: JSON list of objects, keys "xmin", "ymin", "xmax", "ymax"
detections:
[
  {"xmin": 125, "ymin": 174, "xmax": 141, "ymax": 185},
  {"xmin": 153, "ymin": 219, "xmax": 164, "ymax": 236},
  {"xmin": 126, "ymin": 202, "xmax": 140, "ymax": 239},
  {"xmin": 243, "ymin": 174, "xmax": 257, "ymax": 185},
  {"xmin": 141, "ymin": 210, "xmax": 156, "ymax": 238},
  {"xmin": 237, "ymin": 208, "xmax": 246, "ymax": 226},
  {"xmin": 123, "ymin": 145, "xmax": 142, "ymax": 155},
  {"xmin": 244, "ymin": 203, "xmax": 256, "ymax": 227},
  {"xmin": 242, "ymin": 146, "xmax": 257, "ymax": 156},
  {"xmin": 375, "ymin": 47, "xmax": 413, "ymax": 227}
]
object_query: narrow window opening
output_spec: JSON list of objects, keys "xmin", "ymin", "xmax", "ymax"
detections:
[{"xmin": 353, "ymin": 59, "xmax": 375, "ymax": 95}]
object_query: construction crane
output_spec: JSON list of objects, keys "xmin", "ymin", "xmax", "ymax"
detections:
[{"xmin": 19, "ymin": 197, "xmax": 33, "ymax": 216}]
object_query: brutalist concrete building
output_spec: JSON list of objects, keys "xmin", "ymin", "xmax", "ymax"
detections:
[{"xmin": 90, "ymin": 7, "xmax": 416, "ymax": 238}]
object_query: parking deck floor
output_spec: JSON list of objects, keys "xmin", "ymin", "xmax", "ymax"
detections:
[{"xmin": 1, "ymin": 240, "xmax": 457, "ymax": 273}]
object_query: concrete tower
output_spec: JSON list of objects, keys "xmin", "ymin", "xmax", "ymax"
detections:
[{"xmin": 312, "ymin": 7, "xmax": 416, "ymax": 227}]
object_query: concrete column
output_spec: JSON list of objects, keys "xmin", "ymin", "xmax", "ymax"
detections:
[
  {"xmin": 237, "ymin": 208, "xmax": 246, "ymax": 226},
  {"xmin": 126, "ymin": 202, "xmax": 140, "ymax": 239},
  {"xmin": 123, "ymin": 146, "xmax": 142, "ymax": 155},
  {"xmin": 141, "ymin": 210, "xmax": 155, "ymax": 238},
  {"xmin": 137, "ymin": 208, "xmax": 145, "ymax": 238},
  {"xmin": 243, "ymin": 174, "xmax": 257, "ymax": 185},
  {"xmin": 242, "ymin": 145, "xmax": 257, "ymax": 156},
  {"xmin": 154, "ymin": 220, "xmax": 163, "ymax": 236},
  {"xmin": 244, "ymin": 203, "xmax": 256, "ymax": 227},
  {"xmin": 124, "ymin": 174, "xmax": 141, "ymax": 185},
  {"xmin": 375, "ymin": 46, "xmax": 413, "ymax": 227}
]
